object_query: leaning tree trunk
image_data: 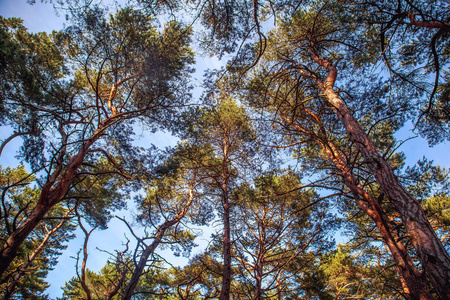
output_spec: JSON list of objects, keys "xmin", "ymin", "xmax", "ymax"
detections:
[
  {"xmin": 1, "ymin": 208, "xmax": 74, "ymax": 300},
  {"xmin": 0, "ymin": 120, "xmax": 108, "ymax": 278},
  {"xmin": 307, "ymin": 48, "xmax": 450, "ymax": 298},
  {"xmin": 322, "ymin": 140, "xmax": 433, "ymax": 300},
  {"xmin": 0, "ymin": 201, "xmax": 51, "ymax": 279},
  {"xmin": 278, "ymin": 109, "xmax": 433, "ymax": 299},
  {"xmin": 121, "ymin": 176, "xmax": 198, "ymax": 300},
  {"xmin": 121, "ymin": 225, "xmax": 172, "ymax": 300}
]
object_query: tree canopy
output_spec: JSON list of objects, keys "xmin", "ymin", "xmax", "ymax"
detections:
[{"xmin": 1, "ymin": 0, "xmax": 450, "ymax": 299}]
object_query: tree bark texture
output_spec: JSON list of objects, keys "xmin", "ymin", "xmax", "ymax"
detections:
[
  {"xmin": 219, "ymin": 145, "xmax": 232, "ymax": 300},
  {"xmin": 322, "ymin": 141, "xmax": 433, "ymax": 300},
  {"xmin": 324, "ymin": 88, "xmax": 450, "ymax": 298},
  {"xmin": 1, "ymin": 208, "xmax": 73, "ymax": 300},
  {"xmin": 307, "ymin": 49, "xmax": 450, "ymax": 298},
  {"xmin": 278, "ymin": 108, "xmax": 433, "ymax": 299},
  {"xmin": 0, "ymin": 119, "xmax": 109, "ymax": 278},
  {"xmin": 252, "ymin": 259, "xmax": 263, "ymax": 300},
  {"xmin": 122, "ymin": 178, "xmax": 197, "ymax": 300},
  {"xmin": 219, "ymin": 192, "xmax": 232, "ymax": 300},
  {"xmin": 0, "ymin": 202, "xmax": 51, "ymax": 279}
]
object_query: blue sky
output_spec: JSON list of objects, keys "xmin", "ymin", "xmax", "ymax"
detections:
[
  {"xmin": 0, "ymin": 1, "xmax": 221, "ymax": 297},
  {"xmin": 0, "ymin": 0, "xmax": 65, "ymax": 32},
  {"xmin": 1, "ymin": 0, "xmax": 449, "ymax": 298}
]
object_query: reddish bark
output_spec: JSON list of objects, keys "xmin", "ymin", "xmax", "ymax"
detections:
[
  {"xmin": 408, "ymin": 12, "xmax": 450, "ymax": 32},
  {"xmin": 1, "ymin": 208, "xmax": 74, "ymax": 300},
  {"xmin": 0, "ymin": 119, "xmax": 112, "ymax": 278},
  {"xmin": 252, "ymin": 257, "xmax": 263, "ymax": 300},
  {"xmin": 306, "ymin": 47, "xmax": 450, "ymax": 298},
  {"xmin": 278, "ymin": 108, "xmax": 432, "ymax": 299},
  {"xmin": 322, "ymin": 141, "xmax": 433, "ymax": 300},
  {"xmin": 0, "ymin": 202, "xmax": 52, "ymax": 278},
  {"xmin": 219, "ymin": 143, "xmax": 232, "ymax": 300},
  {"xmin": 121, "ymin": 174, "xmax": 198, "ymax": 300}
]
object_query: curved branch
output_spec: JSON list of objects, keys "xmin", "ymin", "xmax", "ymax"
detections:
[
  {"xmin": 415, "ymin": 29, "xmax": 444, "ymax": 125},
  {"xmin": 0, "ymin": 131, "xmax": 34, "ymax": 157}
]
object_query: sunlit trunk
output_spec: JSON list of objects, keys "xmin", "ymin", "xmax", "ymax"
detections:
[
  {"xmin": 219, "ymin": 144, "xmax": 232, "ymax": 300},
  {"xmin": 304, "ymin": 46, "xmax": 450, "ymax": 297},
  {"xmin": 122, "ymin": 179, "xmax": 197, "ymax": 300},
  {"xmin": 0, "ymin": 134, "xmax": 98, "ymax": 278},
  {"xmin": 324, "ymin": 87, "xmax": 450, "ymax": 298},
  {"xmin": 322, "ymin": 141, "xmax": 433, "ymax": 300},
  {"xmin": 276, "ymin": 272, "xmax": 282, "ymax": 300},
  {"xmin": 252, "ymin": 261, "xmax": 263, "ymax": 300}
]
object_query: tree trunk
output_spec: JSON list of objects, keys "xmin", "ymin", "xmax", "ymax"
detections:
[
  {"xmin": 322, "ymin": 141, "xmax": 433, "ymax": 300},
  {"xmin": 277, "ymin": 108, "xmax": 433, "ymax": 298},
  {"xmin": 252, "ymin": 221, "xmax": 265, "ymax": 300},
  {"xmin": 0, "ymin": 202, "xmax": 51, "ymax": 278},
  {"xmin": 276, "ymin": 272, "xmax": 282, "ymax": 300},
  {"xmin": 121, "ymin": 218, "xmax": 186, "ymax": 300},
  {"xmin": 0, "ymin": 132, "xmax": 99, "ymax": 278},
  {"xmin": 252, "ymin": 261, "xmax": 263, "ymax": 300},
  {"xmin": 219, "ymin": 194, "xmax": 232, "ymax": 300},
  {"xmin": 122, "ymin": 178, "xmax": 197, "ymax": 300},
  {"xmin": 324, "ymin": 87, "xmax": 450, "ymax": 298},
  {"xmin": 308, "ymin": 49, "xmax": 450, "ymax": 298},
  {"xmin": 219, "ymin": 145, "xmax": 232, "ymax": 300},
  {"xmin": 121, "ymin": 232, "xmax": 162, "ymax": 300},
  {"xmin": 1, "ymin": 208, "xmax": 72, "ymax": 300}
]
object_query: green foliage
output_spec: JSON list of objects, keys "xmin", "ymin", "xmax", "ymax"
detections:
[
  {"xmin": 66, "ymin": 158, "xmax": 130, "ymax": 229},
  {"xmin": 0, "ymin": 165, "xmax": 75, "ymax": 298},
  {"xmin": 0, "ymin": 16, "xmax": 69, "ymax": 169},
  {"xmin": 0, "ymin": 7, "xmax": 196, "ymax": 295},
  {"xmin": 230, "ymin": 172, "xmax": 335, "ymax": 298},
  {"xmin": 62, "ymin": 260, "xmax": 131, "ymax": 299},
  {"xmin": 64, "ymin": 7, "xmax": 195, "ymax": 123},
  {"xmin": 403, "ymin": 158, "xmax": 450, "ymax": 248},
  {"xmin": 1, "ymin": 6, "xmax": 195, "ymax": 172},
  {"xmin": 161, "ymin": 252, "xmax": 224, "ymax": 298},
  {"xmin": 137, "ymin": 143, "xmax": 214, "ymax": 233},
  {"xmin": 181, "ymin": 97, "xmax": 259, "ymax": 184},
  {"xmin": 424, "ymin": 194, "xmax": 450, "ymax": 227},
  {"xmin": 317, "ymin": 245, "xmax": 402, "ymax": 299},
  {"xmin": 3, "ymin": 0, "xmax": 450, "ymax": 299}
]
